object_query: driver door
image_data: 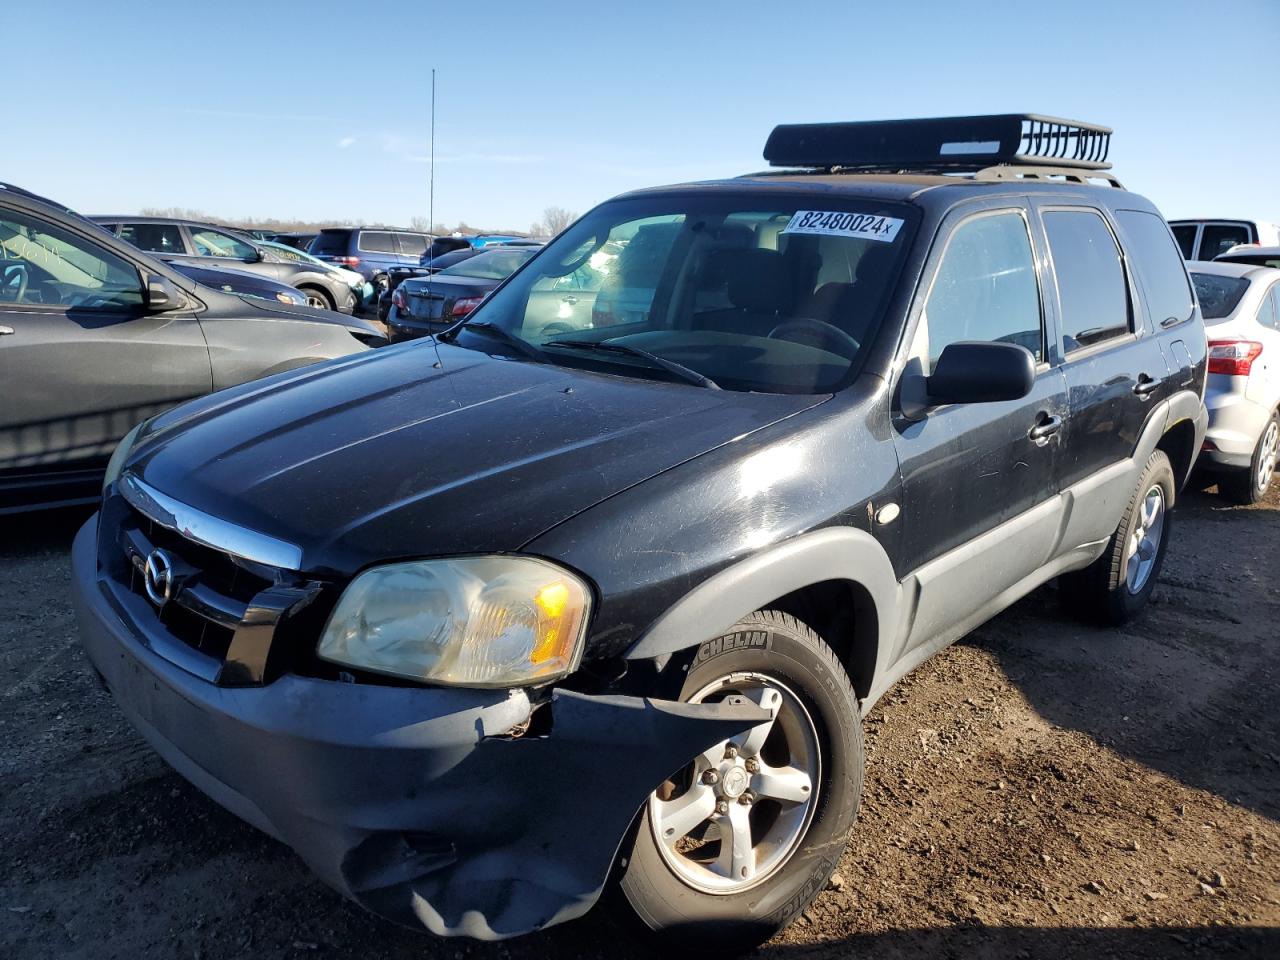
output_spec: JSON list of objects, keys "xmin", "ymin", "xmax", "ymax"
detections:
[{"xmin": 0, "ymin": 204, "xmax": 210, "ymax": 497}]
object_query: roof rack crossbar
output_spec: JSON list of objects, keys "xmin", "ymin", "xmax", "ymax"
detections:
[{"xmin": 765, "ymin": 114, "xmax": 1114, "ymax": 173}]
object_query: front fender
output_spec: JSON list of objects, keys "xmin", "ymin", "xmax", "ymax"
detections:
[{"xmin": 625, "ymin": 526, "xmax": 901, "ymax": 691}]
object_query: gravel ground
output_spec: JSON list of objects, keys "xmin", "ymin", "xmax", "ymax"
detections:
[{"xmin": 1, "ymin": 479, "xmax": 1277, "ymax": 960}]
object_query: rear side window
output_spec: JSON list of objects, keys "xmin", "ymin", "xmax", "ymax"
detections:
[
  {"xmin": 310, "ymin": 230, "xmax": 350, "ymax": 255},
  {"xmin": 1189, "ymin": 272, "xmax": 1250, "ymax": 319},
  {"xmin": 1044, "ymin": 209, "xmax": 1130, "ymax": 353},
  {"xmin": 1115, "ymin": 210, "xmax": 1195, "ymax": 327},
  {"xmin": 397, "ymin": 233, "xmax": 429, "ymax": 256},
  {"xmin": 1171, "ymin": 224, "xmax": 1196, "ymax": 259},
  {"xmin": 921, "ymin": 211, "xmax": 1043, "ymax": 370},
  {"xmin": 1200, "ymin": 223, "xmax": 1251, "ymax": 261},
  {"xmin": 1257, "ymin": 285, "xmax": 1278, "ymax": 329},
  {"xmin": 120, "ymin": 222, "xmax": 186, "ymax": 255},
  {"xmin": 358, "ymin": 231, "xmax": 397, "ymax": 254}
]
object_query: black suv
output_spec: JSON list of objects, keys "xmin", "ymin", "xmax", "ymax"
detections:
[{"xmin": 72, "ymin": 116, "xmax": 1207, "ymax": 952}]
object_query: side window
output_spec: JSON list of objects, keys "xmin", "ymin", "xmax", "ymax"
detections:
[
  {"xmin": 1043, "ymin": 209, "xmax": 1130, "ymax": 353},
  {"xmin": 189, "ymin": 227, "xmax": 256, "ymax": 260},
  {"xmin": 396, "ymin": 233, "xmax": 428, "ymax": 257},
  {"xmin": 919, "ymin": 211, "xmax": 1043, "ymax": 372},
  {"xmin": 1258, "ymin": 285, "xmax": 1279, "ymax": 330},
  {"xmin": 120, "ymin": 222, "xmax": 186, "ymax": 255},
  {"xmin": 358, "ymin": 231, "xmax": 397, "ymax": 254},
  {"xmin": 1115, "ymin": 210, "xmax": 1195, "ymax": 327},
  {"xmin": 1170, "ymin": 224, "xmax": 1197, "ymax": 260},
  {"xmin": 1199, "ymin": 224, "xmax": 1251, "ymax": 261},
  {"xmin": 0, "ymin": 210, "xmax": 143, "ymax": 310}
]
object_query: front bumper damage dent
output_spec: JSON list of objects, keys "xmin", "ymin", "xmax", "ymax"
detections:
[
  {"xmin": 352, "ymin": 691, "xmax": 771, "ymax": 940},
  {"xmin": 72, "ymin": 516, "xmax": 768, "ymax": 941}
]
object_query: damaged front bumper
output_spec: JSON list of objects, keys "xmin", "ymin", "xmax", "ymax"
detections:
[{"xmin": 70, "ymin": 517, "xmax": 766, "ymax": 940}]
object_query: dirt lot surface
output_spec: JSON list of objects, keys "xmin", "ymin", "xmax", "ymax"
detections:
[{"xmin": 2, "ymin": 481, "xmax": 1277, "ymax": 960}]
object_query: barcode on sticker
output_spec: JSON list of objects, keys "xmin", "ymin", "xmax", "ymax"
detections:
[{"xmin": 783, "ymin": 211, "xmax": 904, "ymax": 243}]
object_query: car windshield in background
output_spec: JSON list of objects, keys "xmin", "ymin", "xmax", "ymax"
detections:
[
  {"xmin": 1191, "ymin": 272, "xmax": 1251, "ymax": 319},
  {"xmin": 310, "ymin": 230, "xmax": 349, "ymax": 255},
  {"xmin": 439, "ymin": 247, "xmax": 536, "ymax": 280},
  {"xmin": 456, "ymin": 194, "xmax": 916, "ymax": 394}
]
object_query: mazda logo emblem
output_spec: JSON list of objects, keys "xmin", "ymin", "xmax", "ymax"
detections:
[{"xmin": 143, "ymin": 549, "xmax": 175, "ymax": 607}]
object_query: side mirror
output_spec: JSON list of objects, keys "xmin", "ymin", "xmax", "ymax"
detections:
[
  {"xmin": 253, "ymin": 247, "xmax": 267, "ymax": 262},
  {"xmin": 145, "ymin": 275, "xmax": 181, "ymax": 313},
  {"xmin": 926, "ymin": 341, "xmax": 1036, "ymax": 405}
]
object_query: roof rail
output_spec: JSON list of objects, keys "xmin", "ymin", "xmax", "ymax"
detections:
[
  {"xmin": 765, "ymin": 114, "xmax": 1113, "ymax": 174},
  {"xmin": 974, "ymin": 164, "xmax": 1125, "ymax": 189}
]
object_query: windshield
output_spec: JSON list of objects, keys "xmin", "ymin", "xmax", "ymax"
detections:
[
  {"xmin": 1191, "ymin": 272, "xmax": 1251, "ymax": 319},
  {"xmin": 440, "ymin": 247, "xmax": 536, "ymax": 279},
  {"xmin": 455, "ymin": 193, "xmax": 917, "ymax": 393}
]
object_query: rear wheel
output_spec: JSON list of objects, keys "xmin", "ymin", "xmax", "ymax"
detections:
[
  {"xmin": 1222, "ymin": 412, "xmax": 1278, "ymax": 504},
  {"xmin": 1061, "ymin": 449, "xmax": 1175, "ymax": 625},
  {"xmin": 611, "ymin": 610, "xmax": 862, "ymax": 954}
]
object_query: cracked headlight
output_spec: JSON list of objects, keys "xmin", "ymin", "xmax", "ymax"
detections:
[{"xmin": 317, "ymin": 556, "xmax": 591, "ymax": 687}]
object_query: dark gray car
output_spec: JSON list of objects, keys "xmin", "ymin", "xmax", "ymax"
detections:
[
  {"xmin": 0, "ymin": 185, "xmax": 382, "ymax": 513},
  {"xmin": 94, "ymin": 216, "xmax": 359, "ymax": 314}
]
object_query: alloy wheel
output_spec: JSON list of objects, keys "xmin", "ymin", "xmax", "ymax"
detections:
[
  {"xmin": 1256, "ymin": 420, "xmax": 1278, "ymax": 495},
  {"xmin": 647, "ymin": 672, "xmax": 820, "ymax": 894},
  {"xmin": 1124, "ymin": 484, "xmax": 1165, "ymax": 594}
]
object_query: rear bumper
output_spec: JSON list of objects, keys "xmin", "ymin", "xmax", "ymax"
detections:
[
  {"xmin": 71, "ymin": 516, "xmax": 764, "ymax": 940},
  {"xmin": 386, "ymin": 308, "xmax": 450, "ymax": 343},
  {"xmin": 1203, "ymin": 386, "xmax": 1268, "ymax": 467}
]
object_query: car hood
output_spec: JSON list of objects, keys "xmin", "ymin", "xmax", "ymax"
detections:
[
  {"xmin": 232, "ymin": 295, "xmax": 386, "ymax": 340},
  {"xmin": 129, "ymin": 342, "xmax": 825, "ymax": 576}
]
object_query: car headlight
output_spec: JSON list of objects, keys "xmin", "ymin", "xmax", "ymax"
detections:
[
  {"xmin": 276, "ymin": 291, "xmax": 301, "ymax": 304},
  {"xmin": 317, "ymin": 556, "xmax": 591, "ymax": 687},
  {"xmin": 102, "ymin": 420, "xmax": 146, "ymax": 491}
]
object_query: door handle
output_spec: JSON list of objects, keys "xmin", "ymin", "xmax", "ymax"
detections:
[
  {"xmin": 1133, "ymin": 374, "xmax": 1162, "ymax": 397},
  {"xmin": 1029, "ymin": 414, "xmax": 1064, "ymax": 443},
  {"xmin": 562, "ymin": 295, "xmax": 579, "ymax": 305},
  {"xmin": 0, "ymin": 325, "xmax": 14, "ymax": 336}
]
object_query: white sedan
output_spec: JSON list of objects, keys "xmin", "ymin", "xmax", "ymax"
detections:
[{"xmin": 1190, "ymin": 260, "xmax": 1280, "ymax": 502}]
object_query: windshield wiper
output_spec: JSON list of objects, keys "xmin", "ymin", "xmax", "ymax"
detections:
[
  {"xmin": 444, "ymin": 320, "xmax": 545, "ymax": 360},
  {"xmin": 543, "ymin": 339, "xmax": 721, "ymax": 390}
]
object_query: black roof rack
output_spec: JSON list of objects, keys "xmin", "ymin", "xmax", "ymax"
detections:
[{"xmin": 764, "ymin": 114, "xmax": 1113, "ymax": 175}]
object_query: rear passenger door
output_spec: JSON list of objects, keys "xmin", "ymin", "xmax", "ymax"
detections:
[
  {"xmin": 1031, "ymin": 202, "xmax": 1172, "ymax": 543},
  {"xmin": 891, "ymin": 202, "xmax": 1068, "ymax": 652}
]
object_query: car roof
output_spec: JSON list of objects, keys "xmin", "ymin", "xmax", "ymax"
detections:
[
  {"xmin": 1220, "ymin": 245, "xmax": 1280, "ymax": 258},
  {"xmin": 1186, "ymin": 260, "xmax": 1280, "ymax": 281},
  {"xmin": 617, "ymin": 171, "xmax": 1139, "ymax": 214}
]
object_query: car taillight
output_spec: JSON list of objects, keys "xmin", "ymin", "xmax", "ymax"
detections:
[
  {"xmin": 391, "ymin": 287, "xmax": 406, "ymax": 309},
  {"xmin": 333, "ymin": 256, "xmax": 360, "ymax": 267},
  {"xmin": 450, "ymin": 296, "xmax": 484, "ymax": 317},
  {"xmin": 1207, "ymin": 339, "xmax": 1263, "ymax": 376}
]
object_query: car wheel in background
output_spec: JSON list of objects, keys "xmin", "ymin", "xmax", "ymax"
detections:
[
  {"xmin": 610, "ymin": 610, "xmax": 863, "ymax": 955},
  {"xmin": 1061, "ymin": 449, "xmax": 1176, "ymax": 625},
  {"xmin": 299, "ymin": 287, "xmax": 334, "ymax": 311},
  {"xmin": 1222, "ymin": 411, "xmax": 1278, "ymax": 505}
]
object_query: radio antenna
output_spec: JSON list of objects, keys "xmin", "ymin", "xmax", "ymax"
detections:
[{"xmin": 429, "ymin": 68, "xmax": 436, "ymax": 237}]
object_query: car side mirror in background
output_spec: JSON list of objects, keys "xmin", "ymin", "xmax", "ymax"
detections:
[
  {"xmin": 927, "ymin": 341, "xmax": 1036, "ymax": 405},
  {"xmin": 145, "ymin": 275, "xmax": 182, "ymax": 312}
]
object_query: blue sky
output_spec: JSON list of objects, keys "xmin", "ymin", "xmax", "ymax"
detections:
[{"xmin": 13, "ymin": 1, "xmax": 1279, "ymax": 230}]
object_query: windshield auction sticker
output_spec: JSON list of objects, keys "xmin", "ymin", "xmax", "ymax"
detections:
[{"xmin": 782, "ymin": 211, "xmax": 904, "ymax": 242}]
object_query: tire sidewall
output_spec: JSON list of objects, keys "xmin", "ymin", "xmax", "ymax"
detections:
[
  {"xmin": 617, "ymin": 615, "xmax": 862, "ymax": 942},
  {"xmin": 1112, "ymin": 453, "xmax": 1176, "ymax": 618}
]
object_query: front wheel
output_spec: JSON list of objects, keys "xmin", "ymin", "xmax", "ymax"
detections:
[
  {"xmin": 299, "ymin": 286, "xmax": 334, "ymax": 311},
  {"xmin": 611, "ymin": 610, "xmax": 862, "ymax": 954}
]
